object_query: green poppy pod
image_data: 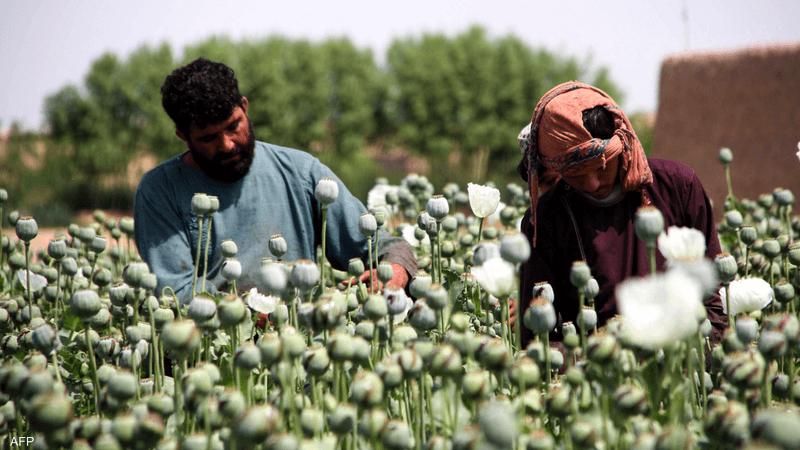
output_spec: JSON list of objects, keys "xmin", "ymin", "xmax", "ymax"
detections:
[
  {"xmin": 408, "ymin": 300, "xmax": 436, "ymax": 331},
  {"xmin": 328, "ymin": 403, "xmax": 357, "ymax": 435},
  {"xmin": 219, "ymin": 239, "xmax": 238, "ymax": 258},
  {"xmin": 425, "ymin": 283, "xmax": 448, "ymax": 310},
  {"xmin": 119, "ymin": 217, "xmax": 134, "ymax": 235},
  {"xmin": 290, "ymin": 259, "xmax": 319, "ymax": 293},
  {"xmin": 478, "ymin": 401, "xmax": 519, "ymax": 448},
  {"xmin": 28, "ymin": 390, "xmax": 73, "ymax": 431},
  {"xmin": 461, "ymin": 370, "xmax": 491, "ymax": 400},
  {"xmin": 408, "ymin": 272, "xmax": 432, "ymax": 299},
  {"xmin": 634, "ymin": 206, "xmax": 664, "ymax": 246},
  {"xmin": 302, "ymin": 345, "xmax": 330, "ymax": 377},
  {"xmin": 348, "ymin": 258, "xmax": 365, "ymax": 278},
  {"xmin": 499, "ymin": 232, "xmax": 531, "ymax": 264},
  {"xmin": 107, "ymin": 370, "xmax": 138, "ymax": 401},
  {"xmin": 774, "ymin": 188, "xmax": 795, "ymax": 207},
  {"xmin": 586, "ymin": 332, "xmax": 618, "ymax": 365},
  {"xmin": 718, "ymin": 147, "xmax": 733, "ymax": 164},
  {"xmin": 268, "ymin": 234, "xmax": 287, "ymax": 259},
  {"xmin": 394, "ymin": 348, "xmax": 422, "ymax": 378},
  {"xmin": 160, "ymin": 320, "xmax": 201, "ymax": 356},
  {"xmin": 426, "ymin": 195, "xmax": 449, "ymax": 221},
  {"xmin": 725, "ymin": 210, "xmax": 743, "ymax": 229},
  {"xmin": 15, "ymin": 217, "xmax": 38, "ymax": 243},
  {"xmin": 382, "ymin": 420, "xmax": 414, "ymax": 450},
  {"xmin": 259, "ymin": 262, "xmax": 287, "ymax": 295},
  {"xmin": 441, "ymin": 216, "xmax": 458, "ymax": 234},
  {"xmin": 359, "ymin": 213, "xmax": 377, "ymax": 237},
  {"xmin": 187, "ymin": 296, "xmax": 217, "ymax": 322},
  {"xmin": 314, "ymin": 177, "xmax": 339, "ymax": 205},
  {"xmin": 31, "ymin": 324, "xmax": 61, "ymax": 355},
  {"xmin": 429, "ymin": 344, "xmax": 462, "ymax": 379},
  {"xmin": 714, "ymin": 253, "xmax": 737, "ymax": 283},
  {"xmin": 69, "ymin": 289, "xmax": 101, "ymax": 320},
  {"xmin": 363, "ymin": 294, "xmax": 388, "ymax": 321},
  {"xmin": 233, "ymin": 404, "xmax": 282, "ymax": 446},
  {"xmin": 234, "ymin": 344, "xmax": 262, "ymax": 370},
  {"xmin": 191, "ymin": 193, "xmax": 211, "ymax": 215},
  {"xmin": 7, "ymin": 210, "xmax": 19, "ymax": 227},
  {"xmin": 479, "ymin": 338, "xmax": 512, "ymax": 372},
  {"xmin": 358, "ymin": 408, "xmax": 389, "ymax": 440},
  {"xmin": 569, "ymin": 261, "xmax": 592, "ymax": 288},
  {"xmin": 762, "ymin": 239, "xmax": 781, "ymax": 259},
  {"xmin": 0, "ymin": 189, "xmax": 6, "ymax": 203},
  {"xmin": 220, "ymin": 260, "xmax": 242, "ymax": 282},
  {"xmin": 122, "ymin": 262, "xmax": 149, "ymax": 289},
  {"xmin": 93, "ymin": 268, "xmax": 113, "ymax": 288},
  {"xmin": 108, "ymin": 283, "xmax": 130, "ymax": 307},
  {"xmin": 376, "ymin": 261, "xmax": 394, "ymax": 284},
  {"xmin": 580, "ymin": 278, "xmax": 599, "ymax": 301},
  {"xmin": 47, "ymin": 239, "xmax": 67, "ymax": 261},
  {"xmin": 524, "ymin": 297, "xmax": 556, "ymax": 334},
  {"xmin": 217, "ymin": 295, "xmax": 247, "ymax": 327},
  {"xmin": 350, "ymin": 371, "xmax": 384, "ymax": 407},
  {"xmin": 90, "ymin": 237, "xmax": 107, "ymax": 254}
]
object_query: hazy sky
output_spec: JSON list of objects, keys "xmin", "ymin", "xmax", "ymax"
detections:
[{"xmin": 2, "ymin": 0, "xmax": 798, "ymax": 132}]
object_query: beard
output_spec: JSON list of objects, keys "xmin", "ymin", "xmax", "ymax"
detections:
[{"xmin": 190, "ymin": 120, "xmax": 256, "ymax": 183}]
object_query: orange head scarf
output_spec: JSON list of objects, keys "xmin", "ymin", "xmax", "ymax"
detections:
[{"xmin": 520, "ymin": 82, "xmax": 652, "ymax": 246}]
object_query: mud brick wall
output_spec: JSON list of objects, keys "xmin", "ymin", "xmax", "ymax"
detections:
[{"xmin": 653, "ymin": 42, "xmax": 800, "ymax": 221}]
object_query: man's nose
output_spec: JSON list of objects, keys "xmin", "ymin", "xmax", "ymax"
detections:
[{"xmin": 219, "ymin": 133, "xmax": 237, "ymax": 153}]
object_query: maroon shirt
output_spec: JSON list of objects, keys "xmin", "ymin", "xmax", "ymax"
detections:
[{"xmin": 519, "ymin": 158, "xmax": 726, "ymax": 344}]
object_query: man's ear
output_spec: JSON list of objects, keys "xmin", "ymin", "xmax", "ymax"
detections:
[
  {"xmin": 241, "ymin": 97, "xmax": 249, "ymax": 113},
  {"xmin": 175, "ymin": 128, "xmax": 189, "ymax": 145}
]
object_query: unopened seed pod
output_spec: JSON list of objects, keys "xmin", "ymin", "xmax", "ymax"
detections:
[
  {"xmin": 259, "ymin": 262, "xmax": 287, "ymax": 295},
  {"xmin": 524, "ymin": 297, "xmax": 556, "ymax": 334},
  {"xmin": 408, "ymin": 300, "xmax": 436, "ymax": 331},
  {"xmin": 161, "ymin": 320, "xmax": 201, "ymax": 356},
  {"xmin": 233, "ymin": 404, "xmax": 282, "ymax": 445},
  {"xmin": 427, "ymin": 195, "xmax": 449, "ymax": 221},
  {"xmin": 220, "ymin": 260, "xmax": 242, "ymax": 282},
  {"xmin": 268, "ymin": 234, "xmax": 287, "ymax": 260},
  {"xmin": 328, "ymin": 402, "xmax": 357, "ymax": 435},
  {"xmin": 634, "ymin": 206, "xmax": 664, "ymax": 246},
  {"xmin": 217, "ymin": 295, "xmax": 247, "ymax": 327},
  {"xmin": 509, "ymin": 356, "xmax": 540, "ymax": 389},
  {"xmin": 191, "ymin": 193, "xmax": 211, "ymax": 215},
  {"xmin": 569, "ymin": 261, "xmax": 591, "ymax": 288},
  {"xmin": 408, "ymin": 273, "xmax": 432, "ymax": 299},
  {"xmin": 122, "ymin": 262, "xmax": 149, "ymax": 289},
  {"xmin": 350, "ymin": 371, "xmax": 384, "ymax": 407},
  {"xmin": 314, "ymin": 177, "xmax": 339, "ymax": 205},
  {"xmin": 586, "ymin": 332, "xmax": 618, "ymax": 365},
  {"xmin": 234, "ymin": 344, "xmax": 262, "ymax": 370},
  {"xmin": 15, "ymin": 217, "xmax": 38, "ymax": 243},
  {"xmin": 359, "ymin": 213, "xmax": 377, "ymax": 237},
  {"xmin": 291, "ymin": 260, "xmax": 319, "ymax": 293},
  {"xmin": 425, "ymin": 283, "xmax": 448, "ymax": 310},
  {"xmin": 187, "ymin": 295, "xmax": 217, "ymax": 322},
  {"xmin": 70, "ymin": 289, "xmax": 101, "ymax": 320}
]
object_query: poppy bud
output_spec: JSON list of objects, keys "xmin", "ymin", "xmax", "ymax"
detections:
[
  {"xmin": 351, "ymin": 371, "xmax": 384, "ymax": 407},
  {"xmin": 634, "ymin": 206, "xmax": 664, "ymax": 246},
  {"xmin": 268, "ymin": 234, "xmax": 287, "ymax": 260},
  {"xmin": 220, "ymin": 260, "xmax": 242, "ymax": 282},
  {"xmin": 569, "ymin": 261, "xmax": 592, "ymax": 288},
  {"xmin": 359, "ymin": 213, "xmax": 378, "ymax": 237},
  {"xmin": 70, "ymin": 290, "xmax": 101, "ymax": 320},
  {"xmin": 718, "ymin": 147, "xmax": 733, "ymax": 164},
  {"xmin": 740, "ymin": 226, "xmax": 757, "ymax": 247},
  {"xmin": 328, "ymin": 403, "xmax": 357, "ymax": 435},
  {"xmin": 426, "ymin": 195, "xmax": 449, "ymax": 221}
]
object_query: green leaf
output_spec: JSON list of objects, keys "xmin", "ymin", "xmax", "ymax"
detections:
[{"xmin": 61, "ymin": 312, "xmax": 83, "ymax": 332}]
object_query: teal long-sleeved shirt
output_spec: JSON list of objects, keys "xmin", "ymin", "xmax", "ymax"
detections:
[{"xmin": 134, "ymin": 141, "xmax": 416, "ymax": 303}]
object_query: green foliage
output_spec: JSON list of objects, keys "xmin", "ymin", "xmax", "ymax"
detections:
[{"xmin": 8, "ymin": 26, "xmax": 625, "ymax": 216}]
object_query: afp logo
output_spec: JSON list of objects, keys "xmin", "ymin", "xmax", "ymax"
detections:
[{"xmin": 10, "ymin": 436, "xmax": 35, "ymax": 446}]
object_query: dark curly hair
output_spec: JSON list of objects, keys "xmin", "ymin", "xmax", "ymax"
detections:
[{"xmin": 161, "ymin": 58, "xmax": 244, "ymax": 136}]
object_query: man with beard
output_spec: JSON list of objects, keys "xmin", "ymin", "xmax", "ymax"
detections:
[{"xmin": 134, "ymin": 58, "xmax": 417, "ymax": 304}]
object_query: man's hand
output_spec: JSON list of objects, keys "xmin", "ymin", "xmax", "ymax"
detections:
[{"xmin": 346, "ymin": 263, "xmax": 410, "ymax": 291}]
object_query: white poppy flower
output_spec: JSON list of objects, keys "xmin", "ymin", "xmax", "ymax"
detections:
[
  {"xmin": 246, "ymin": 288, "xmax": 278, "ymax": 314},
  {"xmin": 15, "ymin": 270, "xmax": 48, "ymax": 293},
  {"xmin": 471, "ymin": 257, "xmax": 516, "ymax": 299},
  {"xmin": 657, "ymin": 226, "xmax": 706, "ymax": 263},
  {"xmin": 617, "ymin": 268, "xmax": 703, "ymax": 349},
  {"xmin": 487, "ymin": 201, "xmax": 507, "ymax": 226},
  {"xmin": 398, "ymin": 223, "xmax": 429, "ymax": 248},
  {"xmin": 467, "ymin": 183, "xmax": 501, "ymax": 218},
  {"xmin": 367, "ymin": 183, "xmax": 400, "ymax": 213},
  {"xmin": 719, "ymin": 278, "xmax": 773, "ymax": 316}
]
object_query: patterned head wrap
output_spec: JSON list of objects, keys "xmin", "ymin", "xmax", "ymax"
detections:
[{"xmin": 519, "ymin": 81, "xmax": 652, "ymax": 246}]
